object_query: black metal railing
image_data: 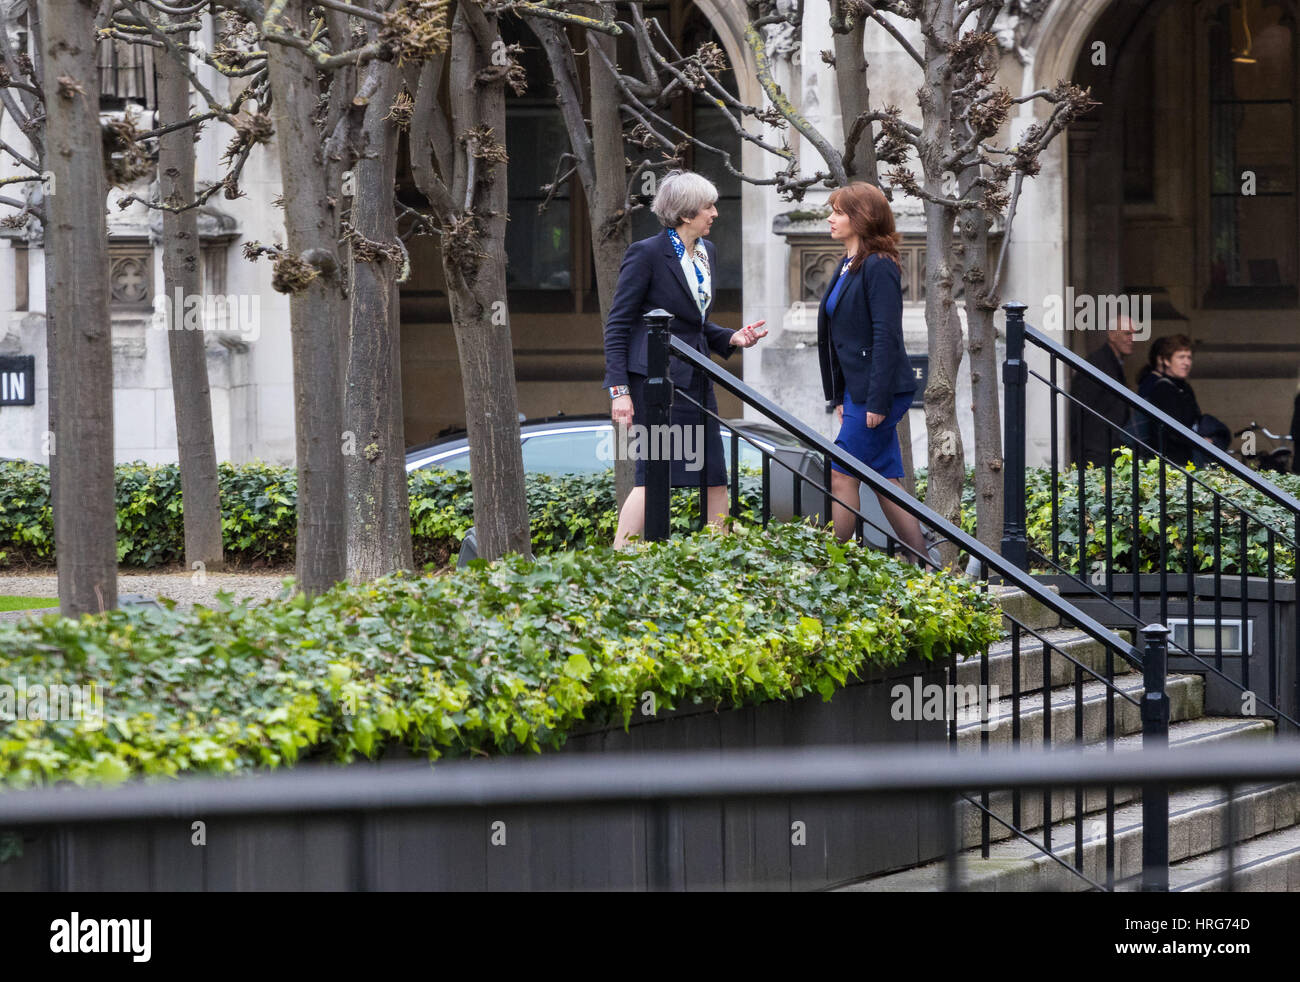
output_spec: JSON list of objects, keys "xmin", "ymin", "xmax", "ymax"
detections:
[
  {"xmin": 1002, "ymin": 304, "xmax": 1300, "ymax": 733},
  {"xmin": 6, "ymin": 741, "xmax": 1300, "ymax": 891},
  {"xmin": 638, "ymin": 308, "xmax": 1162, "ymax": 890}
]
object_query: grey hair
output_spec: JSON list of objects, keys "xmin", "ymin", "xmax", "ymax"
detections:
[{"xmin": 651, "ymin": 170, "xmax": 719, "ymax": 227}]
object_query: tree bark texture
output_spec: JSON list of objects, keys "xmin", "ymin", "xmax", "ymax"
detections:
[
  {"xmin": 264, "ymin": 0, "xmax": 347, "ymax": 594},
  {"xmin": 962, "ymin": 207, "xmax": 1003, "ymax": 553},
  {"xmin": 919, "ymin": 0, "xmax": 965, "ymax": 566},
  {"xmin": 409, "ymin": 3, "xmax": 530, "ymax": 561},
  {"xmin": 158, "ymin": 17, "xmax": 226, "ymax": 575},
  {"xmin": 343, "ymin": 57, "xmax": 413, "ymax": 581},
  {"xmin": 39, "ymin": 0, "xmax": 118, "ymax": 615}
]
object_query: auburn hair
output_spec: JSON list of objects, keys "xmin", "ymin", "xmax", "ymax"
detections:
[{"xmin": 827, "ymin": 182, "xmax": 902, "ymax": 274}]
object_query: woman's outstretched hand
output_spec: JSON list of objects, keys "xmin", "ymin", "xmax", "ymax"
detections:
[{"xmin": 730, "ymin": 320, "xmax": 768, "ymax": 348}]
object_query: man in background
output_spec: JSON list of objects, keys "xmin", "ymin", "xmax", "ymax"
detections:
[{"xmin": 1069, "ymin": 315, "xmax": 1136, "ymax": 468}]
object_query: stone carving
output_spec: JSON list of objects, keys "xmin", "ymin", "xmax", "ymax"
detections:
[
  {"xmin": 759, "ymin": 0, "xmax": 801, "ymax": 63},
  {"xmin": 109, "ymin": 251, "xmax": 152, "ymax": 306},
  {"xmin": 994, "ymin": 0, "xmax": 1052, "ymax": 65}
]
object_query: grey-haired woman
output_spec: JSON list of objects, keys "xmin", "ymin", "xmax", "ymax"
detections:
[{"xmin": 601, "ymin": 170, "xmax": 768, "ymax": 548}]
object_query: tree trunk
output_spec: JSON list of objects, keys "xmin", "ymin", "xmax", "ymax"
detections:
[
  {"xmin": 962, "ymin": 207, "xmax": 1003, "ymax": 553},
  {"xmin": 919, "ymin": 0, "xmax": 964, "ymax": 566},
  {"xmin": 444, "ymin": 5, "xmax": 530, "ymax": 560},
  {"xmin": 39, "ymin": 0, "xmax": 118, "ymax": 616},
  {"xmin": 832, "ymin": 9, "xmax": 879, "ymax": 185},
  {"xmin": 586, "ymin": 11, "xmax": 635, "ymax": 507},
  {"xmin": 158, "ymin": 16, "xmax": 225, "ymax": 575},
  {"xmin": 343, "ymin": 58, "xmax": 413, "ymax": 581},
  {"xmin": 264, "ymin": 0, "xmax": 347, "ymax": 594}
]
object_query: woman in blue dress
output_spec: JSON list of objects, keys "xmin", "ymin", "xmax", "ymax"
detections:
[{"xmin": 816, "ymin": 181, "xmax": 930, "ymax": 564}]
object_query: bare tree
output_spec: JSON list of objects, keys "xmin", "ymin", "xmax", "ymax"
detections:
[
  {"xmin": 525, "ymin": 3, "xmax": 640, "ymax": 505},
  {"xmin": 155, "ymin": 10, "xmax": 225, "ymax": 574},
  {"xmin": 258, "ymin": 0, "xmax": 351, "ymax": 592},
  {"xmin": 341, "ymin": 3, "xmax": 412, "ymax": 581},
  {"xmin": 408, "ymin": 0, "xmax": 535, "ymax": 561},
  {"xmin": 37, "ymin": 0, "xmax": 117, "ymax": 615},
  {"xmin": 879, "ymin": 3, "xmax": 1092, "ymax": 552}
]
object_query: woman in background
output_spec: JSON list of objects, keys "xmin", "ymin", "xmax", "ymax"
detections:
[{"xmin": 1137, "ymin": 334, "xmax": 1207, "ymax": 467}]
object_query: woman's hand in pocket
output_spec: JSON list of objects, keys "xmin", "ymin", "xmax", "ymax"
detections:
[
  {"xmin": 866, "ymin": 412, "xmax": 884, "ymax": 428},
  {"xmin": 835, "ymin": 404, "xmax": 843, "ymax": 426}
]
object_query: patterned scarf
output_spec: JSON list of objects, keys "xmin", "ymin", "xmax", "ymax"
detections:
[{"xmin": 668, "ymin": 228, "xmax": 711, "ymax": 316}]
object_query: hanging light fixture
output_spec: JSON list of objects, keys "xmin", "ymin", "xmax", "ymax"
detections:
[{"xmin": 1233, "ymin": 0, "xmax": 1257, "ymax": 63}]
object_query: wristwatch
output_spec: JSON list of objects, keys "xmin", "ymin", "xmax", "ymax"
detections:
[{"xmin": 608, "ymin": 385, "xmax": 630, "ymax": 399}]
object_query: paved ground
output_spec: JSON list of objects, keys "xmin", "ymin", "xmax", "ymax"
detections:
[{"xmin": 0, "ymin": 570, "xmax": 292, "ymax": 622}]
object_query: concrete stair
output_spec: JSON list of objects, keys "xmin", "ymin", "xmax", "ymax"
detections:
[{"xmin": 841, "ymin": 586, "xmax": 1298, "ymax": 892}]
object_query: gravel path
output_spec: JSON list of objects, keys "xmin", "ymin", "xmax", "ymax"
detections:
[{"xmin": 0, "ymin": 570, "xmax": 292, "ymax": 622}]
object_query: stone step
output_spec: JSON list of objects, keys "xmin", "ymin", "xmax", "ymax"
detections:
[
  {"xmin": 995, "ymin": 585, "xmax": 1061, "ymax": 633},
  {"xmin": 956, "ymin": 716, "xmax": 1276, "ymax": 850},
  {"xmin": 952, "ymin": 672, "xmax": 1204, "ymax": 751},
  {"xmin": 954, "ymin": 628, "xmax": 1135, "ymax": 694},
  {"xmin": 846, "ymin": 779, "xmax": 1298, "ymax": 893},
  {"xmin": 1168, "ymin": 822, "xmax": 1300, "ymax": 892}
]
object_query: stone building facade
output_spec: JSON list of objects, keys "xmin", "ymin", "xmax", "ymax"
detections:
[{"xmin": 2, "ymin": 0, "xmax": 1297, "ymax": 472}]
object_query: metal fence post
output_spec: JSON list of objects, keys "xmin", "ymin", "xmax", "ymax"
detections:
[
  {"xmin": 1141, "ymin": 623, "xmax": 1171, "ymax": 891},
  {"xmin": 644, "ymin": 309, "xmax": 674, "ymax": 542},
  {"xmin": 1001, "ymin": 302, "xmax": 1029, "ymax": 568}
]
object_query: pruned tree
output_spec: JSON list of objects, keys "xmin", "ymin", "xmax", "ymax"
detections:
[
  {"xmin": 876, "ymin": 1, "xmax": 1093, "ymax": 553},
  {"xmin": 149, "ymin": 7, "xmax": 226, "ymax": 575},
  {"xmin": 341, "ymin": 1, "xmax": 413, "ymax": 582},
  {"xmin": 524, "ymin": 2, "xmax": 644, "ymax": 507},
  {"xmin": 408, "ymin": 0, "xmax": 534, "ymax": 561}
]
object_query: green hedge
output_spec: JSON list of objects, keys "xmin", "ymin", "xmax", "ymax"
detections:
[
  {"xmin": 918, "ymin": 452, "xmax": 1300, "ymax": 576},
  {"xmin": 0, "ymin": 522, "xmax": 1002, "ymax": 788},
  {"xmin": 0, "ymin": 460, "xmax": 764, "ymax": 570}
]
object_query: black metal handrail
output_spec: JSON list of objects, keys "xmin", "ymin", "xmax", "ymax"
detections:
[
  {"xmin": 653, "ymin": 320, "xmax": 1140, "ymax": 666},
  {"xmin": 638, "ymin": 308, "xmax": 1157, "ymax": 890},
  {"xmin": 1003, "ymin": 304, "xmax": 1300, "ymax": 732},
  {"xmin": 1023, "ymin": 317, "xmax": 1300, "ymax": 517}
]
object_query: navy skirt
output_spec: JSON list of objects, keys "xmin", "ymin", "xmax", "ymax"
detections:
[
  {"xmin": 626, "ymin": 372, "xmax": 728, "ymax": 488},
  {"xmin": 832, "ymin": 391, "xmax": 911, "ymax": 479}
]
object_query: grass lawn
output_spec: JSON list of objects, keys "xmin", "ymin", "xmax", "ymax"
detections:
[{"xmin": 0, "ymin": 595, "xmax": 58, "ymax": 612}]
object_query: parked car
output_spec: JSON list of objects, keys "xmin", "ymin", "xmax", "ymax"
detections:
[
  {"xmin": 407, "ymin": 414, "xmax": 910, "ymax": 561},
  {"xmin": 406, "ymin": 414, "xmax": 778, "ymax": 476}
]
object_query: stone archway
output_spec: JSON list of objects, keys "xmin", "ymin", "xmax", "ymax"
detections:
[{"xmin": 1039, "ymin": 0, "xmax": 1300, "ymax": 445}]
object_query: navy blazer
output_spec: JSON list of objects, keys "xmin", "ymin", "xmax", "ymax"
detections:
[
  {"xmin": 602, "ymin": 228, "xmax": 736, "ymax": 389},
  {"xmin": 817, "ymin": 252, "xmax": 916, "ymax": 415}
]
